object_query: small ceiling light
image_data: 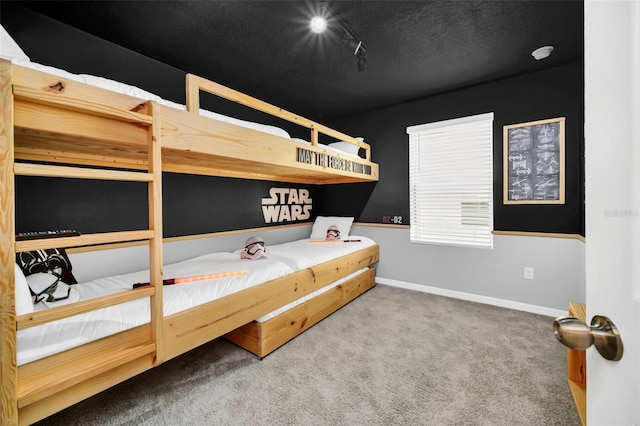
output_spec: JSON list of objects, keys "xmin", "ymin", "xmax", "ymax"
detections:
[
  {"xmin": 310, "ymin": 16, "xmax": 327, "ymax": 33},
  {"xmin": 311, "ymin": 1, "xmax": 369, "ymax": 72},
  {"xmin": 532, "ymin": 45, "xmax": 554, "ymax": 60}
]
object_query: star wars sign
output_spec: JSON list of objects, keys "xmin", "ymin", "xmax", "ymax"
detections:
[{"xmin": 262, "ymin": 187, "xmax": 312, "ymax": 223}]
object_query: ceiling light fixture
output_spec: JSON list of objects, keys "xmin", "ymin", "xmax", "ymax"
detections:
[
  {"xmin": 311, "ymin": 2, "xmax": 369, "ymax": 72},
  {"xmin": 532, "ymin": 45, "xmax": 554, "ymax": 60},
  {"xmin": 310, "ymin": 16, "xmax": 327, "ymax": 33}
]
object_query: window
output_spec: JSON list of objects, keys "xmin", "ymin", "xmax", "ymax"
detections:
[{"xmin": 407, "ymin": 112, "xmax": 494, "ymax": 248}]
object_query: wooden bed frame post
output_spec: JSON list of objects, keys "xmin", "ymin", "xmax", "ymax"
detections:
[
  {"xmin": 147, "ymin": 101, "xmax": 164, "ymax": 366},
  {"xmin": 0, "ymin": 60, "xmax": 18, "ymax": 424}
]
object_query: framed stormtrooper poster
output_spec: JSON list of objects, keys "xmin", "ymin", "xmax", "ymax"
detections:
[{"xmin": 503, "ymin": 117, "xmax": 565, "ymax": 204}]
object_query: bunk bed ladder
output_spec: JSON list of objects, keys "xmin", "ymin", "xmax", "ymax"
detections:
[{"xmin": 6, "ymin": 87, "xmax": 164, "ymax": 424}]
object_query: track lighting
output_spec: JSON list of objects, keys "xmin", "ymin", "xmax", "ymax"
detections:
[
  {"xmin": 341, "ymin": 32, "xmax": 368, "ymax": 72},
  {"xmin": 311, "ymin": 2, "xmax": 369, "ymax": 72}
]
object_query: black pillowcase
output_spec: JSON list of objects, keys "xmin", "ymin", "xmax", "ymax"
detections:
[{"xmin": 16, "ymin": 248, "xmax": 78, "ymax": 284}]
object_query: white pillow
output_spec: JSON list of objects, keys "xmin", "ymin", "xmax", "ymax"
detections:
[
  {"xmin": 310, "ymin": 216, "xmax": 354, "ymax": 239},
  {"xmin": 291, "ymin": 138, "xmax": 311, "ymax": 144},
  {"xmin": 14, "ymin": 264, "xmax": 34, "ymax": 315},
  {"xmin": 328, "ymin": 141, "xmax": 361, "ymax": 157},
  {"xmin": 1, "ymin": 25, "xmax": 30, "ymax": 62}
]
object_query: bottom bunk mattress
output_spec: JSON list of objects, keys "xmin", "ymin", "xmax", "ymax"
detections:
[
  {"xmin": 17, "ymin": 236, "xmax": 377, "ymax": 366},
  {"xmin": 17, "ymin": 252, "xmax": 293, "ymax": 366}
]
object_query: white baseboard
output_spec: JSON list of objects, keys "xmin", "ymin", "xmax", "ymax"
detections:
[{"xmin": 376, "ymin": 277, "xmax": 567, "ymax": 318}]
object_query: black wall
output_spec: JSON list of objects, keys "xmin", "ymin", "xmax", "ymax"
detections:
[
  {"xmin": 323, "ymin": 62, "xmax": 585, "ymax": 236},
  {"xmin": 15, "ymin": 174, "xmax": 316, "ymax": 237}
]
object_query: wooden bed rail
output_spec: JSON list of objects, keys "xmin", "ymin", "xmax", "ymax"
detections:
[
  {"xmin": 17, "ymin": 286, "xmax": 155, "ymax": 331},
  {"xmin": 185, "ymin": 74, "xmax": 372, "ymax": 161}
]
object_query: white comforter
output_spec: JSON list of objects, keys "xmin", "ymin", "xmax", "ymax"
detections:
[{"xmin": 18, "ymin": 253, "xmax": 293, "ymax": 366}]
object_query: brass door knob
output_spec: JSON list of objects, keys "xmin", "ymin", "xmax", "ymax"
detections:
[{"xmin": 553, "ymin": 315, "xmax": 623, "ymax": 361}]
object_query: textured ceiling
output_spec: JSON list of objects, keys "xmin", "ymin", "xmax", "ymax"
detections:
[{"xmin": 9, "ymin": 1, "xmax": 583, "ymax": 120}]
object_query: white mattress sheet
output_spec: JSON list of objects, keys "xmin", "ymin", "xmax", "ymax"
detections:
[
  {"xmin": 255, "ymin": 267, "xmax": 369, "ymax": 323},
  {"xmin": 248, "ymin": 236, "xmax": 377, "ymax": 271},
  {"xmin": 18, "ymin": 253, "xmax": 293, "ymax": 366}
]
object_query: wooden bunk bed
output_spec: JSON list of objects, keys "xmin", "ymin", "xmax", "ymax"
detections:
[{"xmin": 0, "ymin": 59, "xmax": 379, "ymax": 424}]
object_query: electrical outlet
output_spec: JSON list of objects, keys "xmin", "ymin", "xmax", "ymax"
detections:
[{"xmin": 524, "ymin": 267, "xmax": 534, "ymax": 280}]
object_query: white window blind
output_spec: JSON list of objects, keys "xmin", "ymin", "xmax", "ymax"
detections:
[{"xmin": 407, "ymin": 112, "xmax": 494, "ymax": 248}]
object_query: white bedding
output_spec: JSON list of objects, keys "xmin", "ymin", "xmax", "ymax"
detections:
[
  {"xmin": 18, "ymin": 238, "xmax": 376, "ymax": 366},
  {"xmin": 18, "ymin": 252, "xmax": 293, "ymax": 366},
  {"xmin": 257, "ymin": 236, "xmax": 376, "ymax": 270}
]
